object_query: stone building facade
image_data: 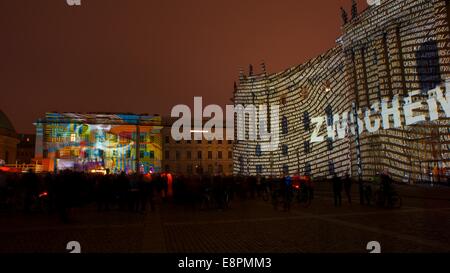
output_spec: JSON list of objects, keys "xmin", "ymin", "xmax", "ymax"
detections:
[
  {"xmin": 162, "ymin": 118, "xmax": 234, "ymax": 176},
  {"xmin": 16, "ymin": 134, "xmax": 35, "ymax": 164},
  {"xmin": 0, "ymin": 111, "xmax": 19, "ymax": 165}
]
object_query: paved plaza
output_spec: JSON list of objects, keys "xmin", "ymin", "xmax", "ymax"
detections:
[{"xmin": 1, "ymin": 183, "xmax": 449, "ymax": 253}]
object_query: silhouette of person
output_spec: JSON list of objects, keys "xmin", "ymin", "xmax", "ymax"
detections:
[
  {"xmin": 332, "ymin": 174, "xmax": 342, "ymax": 207},
  {"xmin": 343, "ymin": 173, "xmax": 352, "ymax": 205}
]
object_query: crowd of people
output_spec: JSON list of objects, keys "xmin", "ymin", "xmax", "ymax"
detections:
[
  {"xmin": 0, "ymin": 170, "xmax": 161, "ymax": 222},
  {"xmin": 0, "ymin": 169, "xmax": 319, "ymax": 217},
  {"xmin": 0, "ymin": 168, "xmax": 418, "ymax": 222}
]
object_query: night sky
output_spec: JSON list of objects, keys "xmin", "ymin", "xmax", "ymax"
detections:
[{"xmin": 0, "ymin": 0, "xmax": 367, "ymax": 133}]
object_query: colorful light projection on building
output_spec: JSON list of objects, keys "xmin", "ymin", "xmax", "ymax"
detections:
[{"xmin": 35, "ymin": 113, "xmax": 163, "ymax": 173}]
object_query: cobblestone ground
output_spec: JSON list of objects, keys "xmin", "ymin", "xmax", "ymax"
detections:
[{"xmin": 0, "ymin": 183, "xmax": 449, "ymax": 253}]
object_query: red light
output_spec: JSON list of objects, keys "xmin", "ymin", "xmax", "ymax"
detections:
[{"xmin": 39, "ymin": 192, "xmax": 48, "ymax": 198}]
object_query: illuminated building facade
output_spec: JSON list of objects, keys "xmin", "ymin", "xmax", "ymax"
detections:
[
  {"xmin": 34, "ymin": 113, "xmax": 163, "ymax": 173},
  {"xmin": 233, "ymin": 0, "xmax": 450, "ymax": 183},
  {"xmin": 233, "ymin": 47, "xmax": 351, "ymax": 179}
]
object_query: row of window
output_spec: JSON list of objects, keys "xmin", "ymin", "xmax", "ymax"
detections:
[
  {"xmin": 17, "ymin": 151, "xmax": 33, "ymax": 157},
  {"xmin": 165, "ymin": 150, "xmax": 232, "ymax": 160},
  {"xmin": 252, "ymin": 164, "xmax": 290, "ymax": 174},
  {"xmin": 164, "ymin": 164, "xmax": 233, "ymax": 174},
  {"xmin": 138, "ymin": 151, "xmax": 155, "ymax": 159},
  {"xmin": 262, "ymin": 110, "xmax": 332, "ymax": 135},
  {"xmin": 250, "ymin": 161, "xmax": 335, "ymax": 176},
  {"xmin": 165, "ymin": 136, "xmax": 233, "ymax": 145},
  {"xmin": 254, "ymin": 138, "xmax": 334, "ymax": 157}
]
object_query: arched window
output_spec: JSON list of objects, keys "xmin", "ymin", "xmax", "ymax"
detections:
[
  {"xmin": 327, "ymin": 137, "xmax": 334, "ymax": 151},
  {"xmin": 303, "ymin": 111, "xmax": 310, "ymax": 131},
  {"xmin": 239, "ymin": 156, "xmax": 244, "ymax": 174},
  {"xmin": 256, "ymin": 144, "xmax": 262, "ymax": 156},
  {"xmin": 281, "ymin": 95, "xmax": 287, "ymax": 105},
  {"xmin": 281, "ymin": 116, "xmax": 288, "ymax": 134},
  {"xmin": 305, "ymin": 163, "xmax": 312, "ymax": 176},
  {"xmin": 304, "ymin": 141, "xmax": 311, "ymax": 154},
  {"xmin": 325, "ymin": 105, "xmax": 333, "ymax": 126},
  {"xmin": 328, "ymin": 161, "xmax": 335, "ymax": 175},
  {"xmin": 282, "ymin": 144, "xmax": 288, "ymax": 156}
]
